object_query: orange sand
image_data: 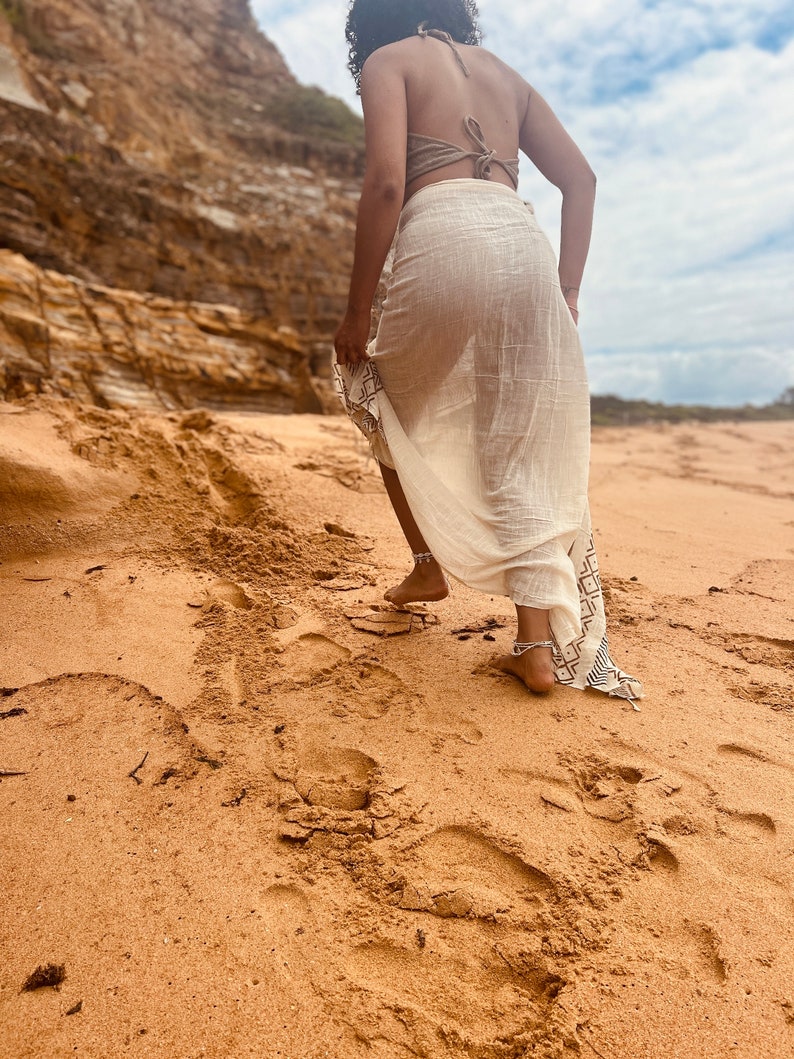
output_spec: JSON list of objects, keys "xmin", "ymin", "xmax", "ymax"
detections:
[{"xmin": 1, "ymin": 398, "xmax": 793, "ymax": 1059}]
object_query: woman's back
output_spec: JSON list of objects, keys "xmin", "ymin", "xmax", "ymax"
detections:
[{"xmin": 370, "ymin": 32, "xmax": 529, "ymax": 197}]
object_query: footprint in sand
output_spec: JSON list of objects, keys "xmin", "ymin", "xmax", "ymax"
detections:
[
  {"xmin": 720, "ymin": 632, "xmax": 794, "ymax": 668},
  {"xmin": 201, "ymin": 577, "xmax": 254, "ymax": 610},
  {"xmin": 201, "ymin": 446, "xmax": 262, "ymax": 523},
  {"xmin": 717, "ymin": 807, "xmax": 777, "ymax": 841},
  {"xmin": 686, "ymin": 922, "xmax": 729, "ymax": 982},
  {"xmin": 247, "ymin": 883, "xmax": 347, "ymax": 1013},
  {"xmin": 331, "ymin": 659, "xmax": 421, "ymax": 720},
  {"xmin": 344, "ymin": 936, "xmax": 564, "ymax": 1055},
  {"xmin": 260, "ymin": 883, "xmax": 314, "ymax": 939},
  {"xmin": 729, "ymin": 679, "xmax": 793, "ymax": 713},
  {"xmin": 560, "ymin": 753, "xmax": 645, "ymax": 825},
  {"xmin": 641, "ymin": 920, "xmax": 729, "ymax": 986},
  {"xmin": 642, "ymin": 829, "xmax": 681, "ymax": 872},
  {"xmin": 0, "ymin": 672, "xmax": 192, "ymax": 789},
  {"xmin": 499, "ymin": 767, "xmax": 582, "ymax": 814},
  {"xmin": 280, "ymin": 632, "xmax": 351, "ymax": 684},
  {"xmin": 397, "ymin": 825, "xmax": 552, "ymax": 920},
  {"xmin": 713, "ymin": 743, "xmax": 789, "ymax": 835},
  {"xmin": 408, "ymin": 706, "xmax": 483, "ymax": 746},
  {"xmin": 294, "ymin": 744, "xmax": 377, "ymax": 811}
]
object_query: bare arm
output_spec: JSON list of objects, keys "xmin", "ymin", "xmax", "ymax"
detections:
[
  {"xmin": 520, "ymin": 88, "xmax": 596, "ymax": 320},
  {"xmin": 334, "ymin": 52, "xmax": 408, "ymax": 366}
]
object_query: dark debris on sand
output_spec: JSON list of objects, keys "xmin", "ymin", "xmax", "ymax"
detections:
[
  {"xmin": 22, "ymin": 964, "xmax": 66, "ymax": 992},
  {"xmin": 1, "ymin": 706, "xmax": 27, "ymax": 720}
]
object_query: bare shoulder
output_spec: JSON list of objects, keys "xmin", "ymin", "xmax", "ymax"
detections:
[
  {"xmin": 475, "ymin": 47, "xmax": 532, "ymax": 100},
  {"xmin": 362, "ymin": 37, "xmax": 416, "ymax": 74}
]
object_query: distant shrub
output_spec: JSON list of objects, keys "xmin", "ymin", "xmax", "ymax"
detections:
[
  {"xmin": 267, "ymin": 85, "xmax": 363, "ymax": 148},
  {"xmin": 0, "ymin": 0, "xmax": 23, "ymax": 28},
  {"xmin": 1, "ymin": 0, "xmax": 60, "ymax": 58},
  {"xmin": 590, "ymin": 393, "xmax": 794, "ymax": 426}
]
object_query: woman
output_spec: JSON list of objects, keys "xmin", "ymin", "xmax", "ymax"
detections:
[{"xmin": 334, "ymin": 0, "xmax": 641, "ymax": 703}]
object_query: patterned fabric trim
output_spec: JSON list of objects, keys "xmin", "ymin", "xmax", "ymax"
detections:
[
  {"xmin": 554, "ymin": 531, "xmax": 643, "ymax": 705},
  {"xmin": 333, "ymin": 360, "xmax": 394, "ymax": 467}
]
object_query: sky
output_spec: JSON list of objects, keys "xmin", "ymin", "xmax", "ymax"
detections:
[{"xmin": 251, "ymin": 0, "xmax": 794, "ymax": 405}]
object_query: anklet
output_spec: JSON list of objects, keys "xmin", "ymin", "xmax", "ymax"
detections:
[
  {"xmin": 512, "ymin": 640, "xmax": 554, "ymax": 655},
  {"xmin": 412, "ymin": 551, "xmax": 434, "ymax": 564}
]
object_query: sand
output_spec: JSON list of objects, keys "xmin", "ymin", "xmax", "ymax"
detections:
[{"xmin": 1, "ymin": 397, "xmax": 793, "ymax": 1059}]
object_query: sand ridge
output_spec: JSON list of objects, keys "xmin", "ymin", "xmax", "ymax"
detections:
[{"xmin": 1, "ymin": 399, "xmax": 793, "ymax": 1058}]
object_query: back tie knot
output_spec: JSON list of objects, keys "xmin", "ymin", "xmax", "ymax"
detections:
[
  {"xmin": 473, "ymin": 149, "xmax": 496, "ymax": 180},
  {"xmin": 463, "ymin": 115, "xmax": 493, "ymax": 176}
]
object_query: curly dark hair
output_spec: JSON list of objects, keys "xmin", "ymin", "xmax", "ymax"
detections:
[{"xmin": 345, "ymin": 0, "xmax": 482, "ymax": 92}]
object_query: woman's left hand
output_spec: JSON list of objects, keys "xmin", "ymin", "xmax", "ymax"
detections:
[{"xmin": 334, "ymin": 310, "xmax": 371, "ymax": 366}]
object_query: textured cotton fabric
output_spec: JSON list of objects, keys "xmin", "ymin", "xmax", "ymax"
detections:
[{"xmin": 335, "ymin": 179, "xmax": 642, "ymax": 700}]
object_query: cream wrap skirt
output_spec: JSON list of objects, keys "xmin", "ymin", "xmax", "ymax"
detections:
[{"xmin": 336, "ymin": 179, "xmax": 642, "ymax": 701}]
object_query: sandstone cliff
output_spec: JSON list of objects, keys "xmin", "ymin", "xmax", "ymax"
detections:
[
  {"xmin": 0, "ymin": 250, "xmax": 335, "ymax": 411},
  {"xmin": 0, "ymin": 0, "xmax": 363, "ymax": 410}
]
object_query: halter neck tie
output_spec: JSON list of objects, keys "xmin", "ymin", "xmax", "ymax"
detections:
[{"xmin": 416, "ymin": 23, "xmax": 471, "ymax": 76}]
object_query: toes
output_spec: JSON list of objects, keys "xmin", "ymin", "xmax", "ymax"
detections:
[{"xmin": 493, "ymin": 654, "xmax": 517, "ymax": 675}]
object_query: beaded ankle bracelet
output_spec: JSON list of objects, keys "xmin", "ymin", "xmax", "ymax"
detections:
[{"xmin": 512, "ymin": 640, "xmax": 555, "ymax": 655}]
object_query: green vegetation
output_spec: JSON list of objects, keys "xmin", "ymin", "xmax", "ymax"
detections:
[
  {"xmin": 1, "ymin": 0, "xmax": 59, "ymax": 58},
  {"xmin": 591, "ymin": 387, "xmax": 794, "ymax": 426},
  {"xmin": 0, "ymin": 0, "xmax": 24, "ymax": 28},
  {"xmin": 267, "ymin": 85, "xmax": 364, "ymax": 148}
]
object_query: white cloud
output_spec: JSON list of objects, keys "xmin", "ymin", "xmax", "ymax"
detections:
[
  {"xmin": 251, "ymin": 0, "xmax": 358, "ymax": 106},
  {"xmin": 251, "ymin": 0, "xmax": 794, "ymax": 405},
  {"xmin": 575, "ymin": 39, "xmax": 794, "ymax": 392},
  {"xmin": 586, "ymin": 345, "xmax": 794, "ymax": 406},
  {"xmin": 482, "ymin": 0, "xmax": 792, "ymax": 103}
]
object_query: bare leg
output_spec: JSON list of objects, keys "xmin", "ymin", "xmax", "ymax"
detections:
[
  {"xmin": 495, "ymin": 605, "xmax": 555, "ymax": 694},
  {"xmin": 379, "ymin": 462, "xmax": 449, "ymax": 605},
  {"xmin": 379, "ymin": 463, "xmax": 552, "ymax": 690}
]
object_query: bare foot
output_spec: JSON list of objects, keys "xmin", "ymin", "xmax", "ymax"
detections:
[
  {"xmin": 384, "ymin": 562, "xmax": 449, "ymax": 606},
  {"xmin": 495, "ymin": 648, "xmax": 555, "ymax": 694}
]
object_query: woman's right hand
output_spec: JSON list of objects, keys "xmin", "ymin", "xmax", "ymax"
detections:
[{"xmin": 334, "ymin": 309, "xmax": 371, "ymax": 367}]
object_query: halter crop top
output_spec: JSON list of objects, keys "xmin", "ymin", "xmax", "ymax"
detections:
[{"xmin": 405, "ymin": 27, "xmax": 520, "ymax": 190}]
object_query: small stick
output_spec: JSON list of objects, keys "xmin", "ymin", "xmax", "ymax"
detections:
[
  {"xmin": 1, "ymin": 707, "xmax": 28, "ymax": 720},
  {"xmin": 128, "ymin": 752, "xmax": 149, "ymax": 784},
  {"xmin": 0, "ymin": 769, "xmax": 27, "ymax": 777}
]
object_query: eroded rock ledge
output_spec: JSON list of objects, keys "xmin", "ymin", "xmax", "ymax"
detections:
[
  {"xmin": 0, "ymin": 251, "xmax": 336, "ymax": 413},
  {"xmin": 0, "ymin": 0, "xmax": 363, "ymax": 402}
]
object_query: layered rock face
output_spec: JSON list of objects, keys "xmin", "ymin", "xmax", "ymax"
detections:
[
  {"xmin": 0, "ymin": 0, "xmax": 363, "ymax": 410},
  {"xmin": 0, "ymin": 250, "xmax": 334, "ymax": 412}
]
